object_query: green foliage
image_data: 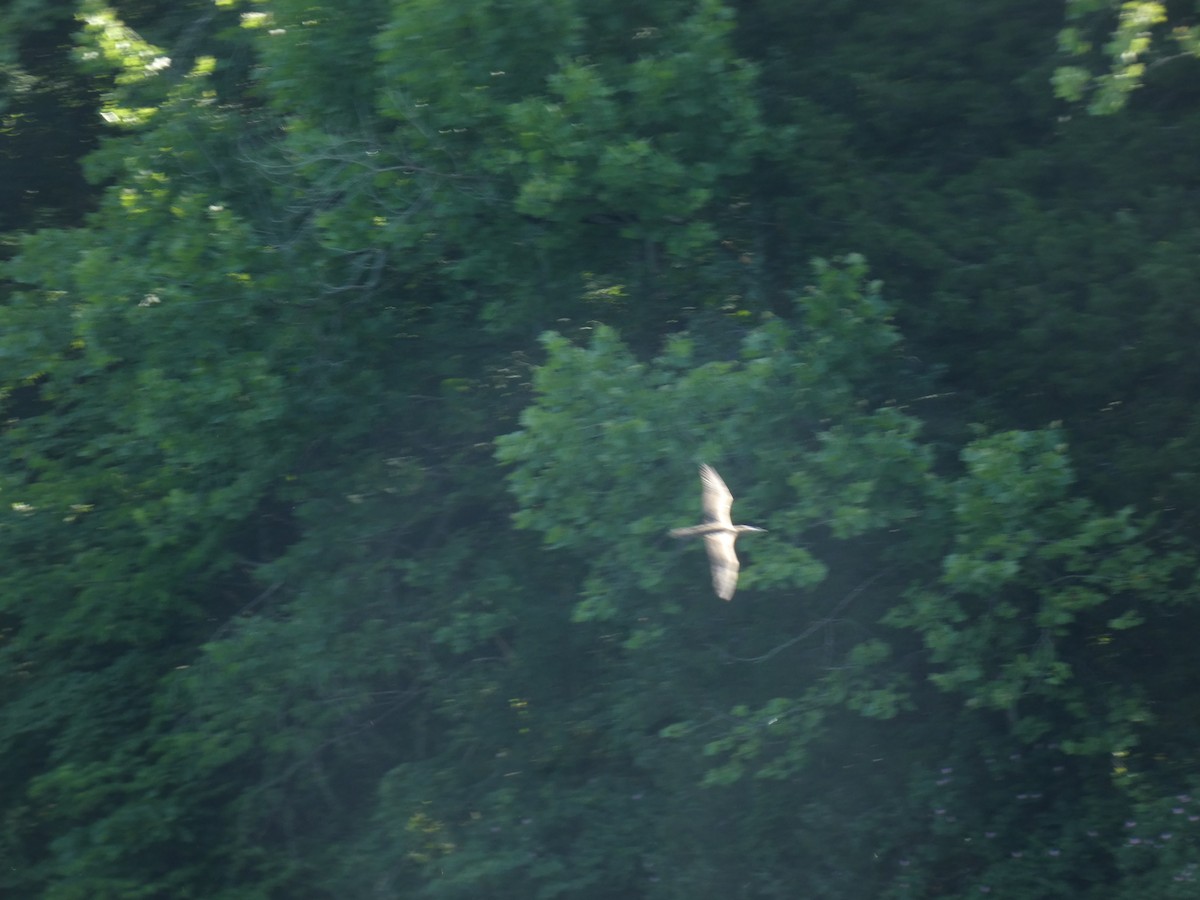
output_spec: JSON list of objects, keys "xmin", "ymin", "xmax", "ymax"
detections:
[
  {"xmin": 0, "ymin": 2, "xmax": 101, "ymax": 231},
  {"xmin": 497, "ymin": 257, "xmax": 921, "ymax": 620},
  {"xmin": 1054, "ymin": 0, "xmax": 1199, "ymax": 114},
  {"xmin": 3, "ymin": 0, "xmax": 1200, "ymax": 897},
  {"xmin": 888, "ymin": 429, "xmax": 1197, "ymax": 755},
  {"xmin": 500, "ymin": 252, "xmax": 1200, "ymax": 894}
]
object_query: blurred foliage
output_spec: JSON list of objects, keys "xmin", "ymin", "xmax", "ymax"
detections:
[
  {"xmin": 1055, "ymin": 0, "xmax": 1200, "ymax": 114},
  {"xmin": 2, "ymin": 1, "xmax": 1200, "ymax": 898}
]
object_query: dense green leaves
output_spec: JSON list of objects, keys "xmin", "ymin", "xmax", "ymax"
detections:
[
  {"xmin": 3, "ymin": 0, "xmax": 1200, "ymax": 897},
  {"xmin": 1055, "ymin": 0, "xmax": 1200, "ymax": 114}
]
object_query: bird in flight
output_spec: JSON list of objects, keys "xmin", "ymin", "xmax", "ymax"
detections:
[{"xmin": 669, "ymin": 464, "xmax": 766, "ymax": 600}]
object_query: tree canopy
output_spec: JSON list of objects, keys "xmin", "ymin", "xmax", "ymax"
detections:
[{"xmin": 3, "ymin": 1, "xmax": 1200, "ymax": 897}]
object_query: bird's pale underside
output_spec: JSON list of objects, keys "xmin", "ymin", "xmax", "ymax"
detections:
[{"xmin": 669, "ymin": 464, "xmax": 765, "ymax": 601}]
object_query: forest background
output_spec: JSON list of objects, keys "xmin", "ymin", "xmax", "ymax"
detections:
[{"xmin": 3, "ymin": 1, "xmax": 1200, "ymax": 897}]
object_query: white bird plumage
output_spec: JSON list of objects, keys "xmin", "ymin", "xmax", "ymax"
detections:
[{"xmin": 669, "ymin": 464, "xmax": 765, "ymax": 601}]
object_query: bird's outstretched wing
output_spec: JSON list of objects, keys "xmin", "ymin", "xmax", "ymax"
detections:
[
  {"xmin": 704, "ymin": 531, "xmax": 740, "ymax": 601},
  {"xmin": 699, "ymin": 464, "xmax": 734, "ymax": 526}
]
